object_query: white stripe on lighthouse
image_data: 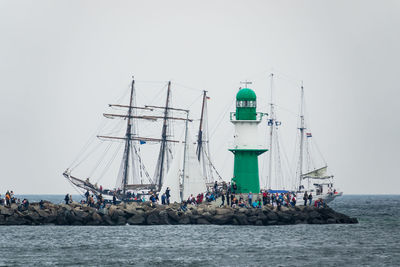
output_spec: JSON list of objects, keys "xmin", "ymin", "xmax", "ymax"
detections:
[{"xmin": 232, "ymin": 121, "xmax": 263, "ymax": 149}]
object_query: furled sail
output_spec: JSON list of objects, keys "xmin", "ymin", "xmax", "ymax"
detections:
[
  {"xmin": 182, "ymin": 129, "xmax": 207, "ymax": 201},
  {"xmin": 158, "ymin": 142, "xmax": 184, "ymax": 204},
  {"xmin": 302, "ymin": 166, "xmax": 332, "ymax": 179}
]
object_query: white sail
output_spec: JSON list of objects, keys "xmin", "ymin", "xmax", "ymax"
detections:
[
  {"xmin": 302, "ymin": 166, "xmax": 330, "ymax": 179},
  {"xmin": 158, "ymin": 142, "xmax": 184, "ymax": 204},
  {"xmin": 182, "ymin": 130, "xmax": 207, "ymax": 201}
]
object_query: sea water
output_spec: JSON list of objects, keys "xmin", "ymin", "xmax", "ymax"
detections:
[{"xmin": 0, "ymin": 195, "xmax": 399, "ymax": 266}]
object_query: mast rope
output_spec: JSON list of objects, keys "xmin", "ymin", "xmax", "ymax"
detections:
[
  {"xmin": 203, "ymin": 149, "xmax": 223, "ymax": 181},
  {"xmin": 96, "ymin": 136, "xmax": 123, "ymax": 184},
  {"xmin": 210, "ymin": 99, "xmax": 234, "ymax": 139},
  {"xmin": 173, "ymin": 82, "xmax": 204, "ymax": 92},
  {"xmin": 184, "ymin": 92, "xmax": 203, "ymax": 110},
  {"xmin": 70, "ymin": 141, "xmax": 103, "ymax": 171},
  {"xmin": 133, "ymin": 144, "xmax": 154, "ymax": 184},
  {"xmin": 68, "ymin": 119, "xmax": 108, "ymax": 169},
  {"xmin": 89, "ymin": 142, "xmax": 113, "ymax": 178}
]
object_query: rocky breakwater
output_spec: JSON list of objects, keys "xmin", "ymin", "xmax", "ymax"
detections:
[{"xmin": 0, "ymin": 201, "xmax": 358, "ymax": 226}]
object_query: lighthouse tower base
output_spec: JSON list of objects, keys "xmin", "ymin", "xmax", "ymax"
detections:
[{"xmin": 229, "ymin": 148, "xmax": 267, "ymax": 193}]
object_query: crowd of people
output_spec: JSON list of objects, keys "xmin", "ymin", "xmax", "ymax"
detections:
[
  {"xmin": 58, "ymin": 181, "xmax": 328, "ymax": 211},
  {"xmin": 0, "ymin": 190, "xmax": 16, "ymax": 206},
  {"xmin": 174, "ymin": 181, "xmax": 328, "ymax": 211},
  {"xmin": 0, "ymin": 190, "xmax": 30, "ymax": 211}
]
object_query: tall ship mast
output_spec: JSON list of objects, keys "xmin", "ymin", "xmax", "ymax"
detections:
[
  {"xmin": 298, "ymin": 84, "xmax": 305, "ymax": 191},
  {"xmin": 261, "ymin": 73, "xmax": 291, "ymax": 191},
  {"xmin": 196, "ymin": 90, "xmax": 223, "ymax": 185}
]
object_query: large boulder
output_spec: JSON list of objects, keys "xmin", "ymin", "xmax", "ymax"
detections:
[
  {"xmin": 238, "ymin": 208, "xmax": 247, "ymax": 214},
  {"xmin": 146, "ymin": 210, "xmax": 161, "ymax": 225},
  {"xmin": 127, "ymin": 214, "xmax": 145, "ymax": 225},
  {"xmin": 277, "ymin": 212, "xmax": 294, "ymax": 224},
  {"xmin": 108, "ymin": 209, "xmax": 125, "ymax": 222},
  {"xmin": 266, "ymin": 211, "xmax": 278, "ymax": 221},
  {"xmin": 66, "ymin": 211, "xmax": 84, "ymax": 225},
  {"xmin": 56, "ymin": 212, "xmax": 68, "ymax": 225},
  {"xmin": 247, "ymin": 216, "xmax": 258, "ymax": 224},
  {"xmin": 0, "ymin": 207, "xmax": 13, "ymax": 216},
  {"xmin": 166, "ymin": 209, "xmax": 180, "ymax": 222},
  {"xmin": 158, "ymin": 210, "xmax": 170, "ymax": 224},
  {"xmin": 102, "ymin": 214, "xmax": 115, "ymax": 225},
  {"xmin": 208, "ymin": 206, "xmax": 217, "ymax": 215},
  {"xmin": 59, "ymin": 204, "xmax": 73, "ymax": 211},
  {"xmin": 178, "ymin": 214, "xmax": 190, "ymax": 224},
  {"xmin": 211, "ymin": 214, "xmax": 234, "ymax": 225},
  {"xmin": 215, "ymin": 208, "xmax": 234, "ymax": 216},
  {"xmin": 234, "ymin": 213, "xmax": 249, "ymax": 225},
  {"xmin": 6, "ymin": 214, "xmax": 27, "ymax": 225},
  {"xmin": 86, "ymin": 212, "xmax": 102, "ymax": 225},
  {"xmin": 124, "ymin": 207, "xmax": 138, "ymax": 216},
  {"xmin": 116, "ymin": 216, "xmax": 127, "ymax": 225},
  {"xmin": 74, "ymin": 210, "xmax": 90, "ymax": 223},
  {"xmin": 25, "ymin": 211, "xmax": 41, "ymax": 222}
]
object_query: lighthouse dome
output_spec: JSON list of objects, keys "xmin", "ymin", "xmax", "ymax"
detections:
[{"xmin": 236, "ymin": 88, "xmax": 256, "ymax": 101}]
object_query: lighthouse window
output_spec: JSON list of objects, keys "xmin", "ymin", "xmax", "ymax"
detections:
[{"xmin": 237, "ymin": 100, "xmax": 256, "ymax": 107}]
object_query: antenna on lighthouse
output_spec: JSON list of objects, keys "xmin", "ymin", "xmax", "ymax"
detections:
[{"xmin": 240, "ymin": 81, "xmax": 253, "ymax": 88}]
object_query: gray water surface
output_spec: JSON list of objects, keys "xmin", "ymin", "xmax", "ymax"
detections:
[{"xmin": 0, "ymin": 195, "xmax": 399, "ymax": 266}]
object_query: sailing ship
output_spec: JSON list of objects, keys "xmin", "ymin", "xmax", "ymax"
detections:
[
  {"xmin": 262, "ymin": 73, "xmax": 342, "ymax": 204},
  {"xmin": 63, "ymin": 77, "xmax": 219, "ymax": 202},
  {"xmin": 294, "ymin": 84, "xmax": 343, "ymax": 204}
]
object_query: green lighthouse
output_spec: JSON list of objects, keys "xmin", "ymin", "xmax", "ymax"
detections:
[{"xmin": 229, "ymin": 88, "xmax": 267, "ymax": 193}]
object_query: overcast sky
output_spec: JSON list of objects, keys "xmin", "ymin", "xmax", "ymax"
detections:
[{"xmin": 1, "ymin": 0, "xmax": 399, "ymax": 194}]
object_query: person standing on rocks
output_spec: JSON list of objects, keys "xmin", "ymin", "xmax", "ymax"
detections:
[
  {"xmin": 64, "ymin": 194, "xmax": 70, "ymax": 205},
  {"xmin": 277, "ymin": 198, "xmax": 282, "ymax": 211},
  {"xmin": 303, "ymin": 191, "xmax": 308, "ymax": 206},
  {"xmin": 232, "ymin": 181, "xmax": 237, "ymax": 194},
  {"xmin": 248, "ymin": 192, "xmax": 253, "ymax": 206},
  {"xmin": 262, "ymin": 191, "xmax": 267, "ymax": 206},
  {"xmin": 5, "ymin": 191, "xmax": 11, "ymax": 207},
  {"xmin": 166, "ymin": 187, "xmax": 171, "ymax": 205},
  {"xmin": 10, "ymin": 191, "xmax": 15, "ymax": 203},
  {"xmin": 112, "ymin": 193, "xmax": 117, "ymax": 205},
  {"xmin": 220, "ymin": 192, "xmax": 225, "ymax": 207},
  {"xmin": 226, "ymin": 189, "xmax": 230, "ymax": 206},
  {"xmin": 161, "ymin": 193, "xmax": 166, "ymax": 205},
  {"xmin": 308, "ymin": 193, "xmax": 313, "ymax": 206},
  {"xmin": 85, "ymin": 190, "xmax": 89, "ymax": 203}
]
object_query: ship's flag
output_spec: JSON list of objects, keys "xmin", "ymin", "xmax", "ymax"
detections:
[
  {"xmin": 139, "ymin": 140, "xmax": 147, "ymax": 144},
  {"xmin": 206, "ymin": 96, "xmax": 211, "ymax": 100},
  {"xmin": 306, "ymin": 133, "xmax": 312, "ymax": 138}
]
